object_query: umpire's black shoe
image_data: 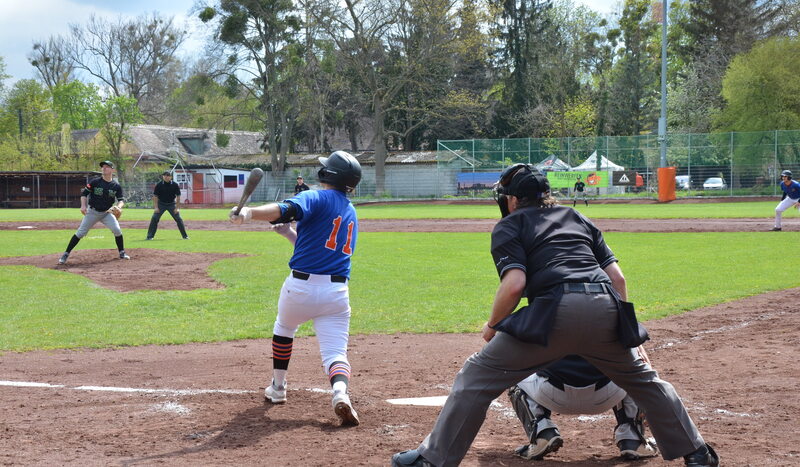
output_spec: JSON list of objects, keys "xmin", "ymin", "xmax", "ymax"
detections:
[
  {"xmin": 770, "ymin": 227, "xmax": 782, "ymax": 231},
  {"xmin": 391, "ymin": 449, "xmax": 434, "ymax": 467},
  {"xmin": 684, "ymin": 443, "xmax": 719, "ymax": 467}
]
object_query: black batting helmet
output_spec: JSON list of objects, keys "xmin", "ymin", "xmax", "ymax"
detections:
[
  {"xmin": 318, "ymin": 151, "xmax": 362, "ymax": 192},
  {"xmin": 493, "ymin": 164, "xmax": 550, "ymax": 217},
  {"xmin": 781, "ymin": 170, "xmax": 792, "ymax": 179}
]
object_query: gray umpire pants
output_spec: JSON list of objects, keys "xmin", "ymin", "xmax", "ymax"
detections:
[
  {"xmin": 75, "ymin": 207, "xmax": 122, "ymax": 238},
  {"xmin": 417, "ymin": 291, "xmax": 705, "ymax": 466},
  {"xmin": 147, "ymin": 202, "xmax": 188, "ymax": 239}
]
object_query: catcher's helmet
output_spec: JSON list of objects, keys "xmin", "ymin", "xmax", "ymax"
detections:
[
  {"xmin": 781, "ymin": 170, "xmax": 792, "ymax": 179},
  {"xmin": 318, "ymin": 151, "xmax": 362, "ymax": 192},
  {"xmin": 493, "ymin": 164, "xmax": 550, "ymax": 217}
]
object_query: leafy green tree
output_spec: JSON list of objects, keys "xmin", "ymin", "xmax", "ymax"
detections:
[
  {"xmin": 716, "ymin": 37, "xmax": 800, "ymax": 131},
  {"xmin": 603, "ymin": 0, "xmax": 659, "ymax": 135},
  {"xmin": 199, "ymin": 0, "xmax": 302, "ymax": 172},
  {"xmin": 0, "ymin": 56, "xmax": 9, "ymax": 97},
  {"xmin": 51, "ymin": 80, "xmax": 101, "ymax": 130},
  {"xmin": 96, "ymin": 96, "xmax": 143, "ymax": 170},
  {"xmin": 165, "ymin": 73, "xmax": 261, "ymax": 130}
]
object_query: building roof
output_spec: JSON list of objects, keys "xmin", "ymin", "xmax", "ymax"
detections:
[
  {"xmin": 127, "ymin": 125, "xmax": 266, "ymax": 159},
  {"xmin": 0, "ymin": 171, "xmax": 99, "ymax": 177}
]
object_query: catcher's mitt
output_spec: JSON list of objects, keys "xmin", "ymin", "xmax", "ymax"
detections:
[{"xmin": 108, "ymin": 205, "xmax": 122, "ymax": 220}]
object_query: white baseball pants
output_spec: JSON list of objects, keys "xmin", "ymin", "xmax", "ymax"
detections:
[
  {"xmin": 274, "ymin": 272, "xmax": 351, "ymax": 371},
  {"xmin": 75, "ymin": 207, "xmax": 122, "ymax": 238},
  {"xmin": 517, "ymin": 373, "xmax": 641, "ymax": 442},
  {"xmin": 774, "ymin": 196, "xmax": 799, "ymax": 228}
]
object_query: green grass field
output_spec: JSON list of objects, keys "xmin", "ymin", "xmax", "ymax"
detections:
[
  {"xmin": 0, "ymin": 201, "xmax": 798, "ymax": 221},
  {"xmin": 1, "ymin": 211, "xmax": 797, "ymax": 351}
]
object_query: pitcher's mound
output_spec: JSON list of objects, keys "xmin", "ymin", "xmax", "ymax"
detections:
[{"xmin": 0, "ymin": 249, "xmax": 245, "ymax": 292}]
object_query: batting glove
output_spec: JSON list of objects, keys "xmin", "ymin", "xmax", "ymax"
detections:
[{"xmin": 229, "ymin": 206, "xmax": 252, "ymax": 224}]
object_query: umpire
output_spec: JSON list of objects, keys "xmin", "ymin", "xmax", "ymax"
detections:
[
  {"xmin": 146, "ymin": 171, "xmax": 189, "ymax": 240},
  {"xmin": 392, "ymin": 164, "xmax": 719, "ymax": 467}
]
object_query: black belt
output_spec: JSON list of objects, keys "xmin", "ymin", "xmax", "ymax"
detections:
[
  {"xmin": 292, "ymin": 270, "xmax": 347, "ymax": 283},
  {"xmin": 563, "ymin": 282, "xmax": 608, "ymax": 294}
]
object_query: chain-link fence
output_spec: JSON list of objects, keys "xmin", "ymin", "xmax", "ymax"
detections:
[{"xmin": 438, "ymin": 130, "xmax": 800, "ymax": 198}]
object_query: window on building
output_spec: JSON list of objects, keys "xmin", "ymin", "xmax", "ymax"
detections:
[
  {"xmin": 178, "ymin": 136, "xmax": 207, "ymax": 155},
  {"xmin": 223, "ymin": 175, "xmax": 238, "ymax": 188}
]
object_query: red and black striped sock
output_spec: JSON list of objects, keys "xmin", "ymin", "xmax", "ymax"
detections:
[
  {"xmin": 272, "ymin": 335, "xmax": 293, "ymax": 370},
  {"xmin": 328, "ymin": 361, "xmax": 351, "ymax": 387}
]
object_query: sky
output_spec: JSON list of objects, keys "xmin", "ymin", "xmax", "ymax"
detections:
[{"xmin": 0, "ymin": 0, "xmax": 620, "ymax": 86}]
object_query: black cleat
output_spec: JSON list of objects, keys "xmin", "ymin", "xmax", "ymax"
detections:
[
  {"xmin": 684, "ymin": 443, "xmax": 719, "ymax": 467},
  {"xmin": 391, "ymin": 450, "xmax": 434, "ymax": 467}
]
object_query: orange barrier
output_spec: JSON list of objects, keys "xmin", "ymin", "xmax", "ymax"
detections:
[{"xmin": 657, "ymin": 167, "xmax": 676, "ymax": 202}]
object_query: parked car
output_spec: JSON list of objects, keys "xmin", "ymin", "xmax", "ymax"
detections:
[
  {"xmin": 703, "ymin": 177, "xmax": 727, "ymax": 190},
  {"xmin": 675, "ymin": 175, "xmax": 691, "ymax": 190}
]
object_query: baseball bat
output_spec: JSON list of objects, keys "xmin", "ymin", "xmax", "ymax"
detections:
[{"xmin": 233, "ymin": 168, "xmax": 264, "ymax": 216}]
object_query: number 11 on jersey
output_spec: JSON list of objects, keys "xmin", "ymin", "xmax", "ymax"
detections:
[{"xmin": 325, "ymin": 216, "xmax": 354, "ymax": 255}]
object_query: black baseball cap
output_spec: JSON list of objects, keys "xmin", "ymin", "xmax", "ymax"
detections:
[
  {"xmin": 162, "ymin": 171, "xmax": 172, "ymax": 176},
  {"xmin": 99, "ymin": 160, "xmax": 114, "ymax": 168}
]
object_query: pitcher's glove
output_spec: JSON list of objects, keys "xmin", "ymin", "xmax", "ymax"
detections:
[{"xmin": 108, "ymin": 205, "xmax": 122, "ymax": 220}]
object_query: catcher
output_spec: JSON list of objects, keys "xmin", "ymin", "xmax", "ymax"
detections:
[
  {"xmin": 509, "ymin": 354, "xmax": 658, "ymax": 461},
  {"xmin": 58, "ymin": 160, "xmax": 130, "ymax": 264}
]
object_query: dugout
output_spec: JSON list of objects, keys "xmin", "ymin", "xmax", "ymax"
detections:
[{"xmin": 0, "ymin": 171, "xmax": 99, "ymax": 208}]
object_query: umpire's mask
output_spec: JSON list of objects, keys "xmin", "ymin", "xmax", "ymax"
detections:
[{"xmin": 493, "ymin": 164, "xmax": 550, "ymax": 218}]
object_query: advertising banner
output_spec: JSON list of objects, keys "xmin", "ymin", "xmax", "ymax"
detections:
[{"xmin": 546, "ymin": 171, "xmax": 608, "ymax": 188}]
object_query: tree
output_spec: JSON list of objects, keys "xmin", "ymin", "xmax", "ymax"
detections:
[
  {"xmin": 305, "ymin": 0, "xmax": 457, "ymax": 192},
  {"xmin": 165, "ymin": 72, "xmax": 261, "ymax": 130},
  {"xmin": 28, "ymin": 36, "xmax": 75, "ymax": 90},
  {"xmin": 199, "ymin": 0, "xmax": 303, "ymax": 172},
  {"xmin": 716, "ymin": 37, "xmax": 800, "ymax": 131},
  {"xmin": 67, "ymin": 14, "xmax": 186, "ymax": 118},
  {"xmin": 96, "ymin": 96, "xmax": 143, "ymax": 170},
  {"xmin": 0, "ymin": 56, "xmax": 8, "ymax": 97},
  {"xmin": 0, "ymin": 79, "xmax": 60, "ymax": 170},
  {"xmin": 51, "ymin": 80, "xmax": 101, "ymax": 130},
  {"xmin": 603, "ymin": 0, "xmax": 660, "ymax": 135}
]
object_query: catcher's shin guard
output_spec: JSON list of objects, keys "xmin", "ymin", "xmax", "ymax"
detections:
[{"xmin": 508, "ymin": 385, "xmax": 550, "ymax": 443}]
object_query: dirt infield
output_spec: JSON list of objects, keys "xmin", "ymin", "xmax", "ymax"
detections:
[
  {"xmin": 1, "ymin": 217, "xmax": 798, "ymax": 466},
  {"xmin": 1, "ymin": 287, "xmax": 799, "ymax": 466}
]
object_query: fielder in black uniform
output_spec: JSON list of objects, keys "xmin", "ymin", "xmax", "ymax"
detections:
[
  {"xmin": 573, "ymin": 175, "xmax": 588, "ymax": 207},
  {"xmin": 58, "ymin": 160, "xmax": 129, "ymax": 264},
  {"xmin": 392, "ymin": 164, "xmax": 718, "ymax": 467},
  {"xmin": 294, "ymin": 176, "xmax": 310, "ymax": 195},
  {"xmin": 146, "ymin": 171, "xmax": 189, "ymax": 240}
]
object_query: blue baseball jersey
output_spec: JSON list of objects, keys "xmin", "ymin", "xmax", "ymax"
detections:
[
  {"xmin": 284, "ymin": 189, "xmax": 358, "ymax": 277},
  {"xmin": 780, "ymin": 179, "xmax": 800, "ymax": 200}
]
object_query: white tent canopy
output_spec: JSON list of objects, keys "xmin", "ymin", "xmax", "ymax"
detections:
[
  {"xmin": 570, "ymin": 151, "xmax": 624, "ymax": 171},
  {"xmin": 535, "ymin": 154, "xmax": 571, "ymax": 172}
]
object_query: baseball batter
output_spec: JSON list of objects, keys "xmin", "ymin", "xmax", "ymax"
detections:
[
  {"xmin": 509, "ymin": 355, "xmax": 658, "ymax": 461},
  {"xmin": 58, "ymin": 160, "xmax": 129, "ymax": 265},
  {"xmin": 771, "ymin": 169, "xmax": 800, "ymax": 231},
  {"xmin": 229, "ymin": 151, "xmax": 362, "ymax": 426}
]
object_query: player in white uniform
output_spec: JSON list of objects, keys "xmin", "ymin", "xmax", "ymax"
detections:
[
  {"xmin": 771, "ymin": 170, "xmax": 800, "ymax": 231},
  {"xmin": 229, "ymin": 151, "xmax": 362, "ymax": 426}
]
